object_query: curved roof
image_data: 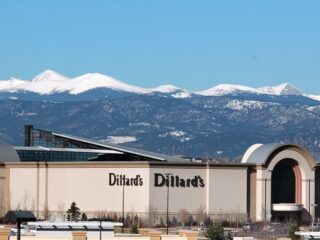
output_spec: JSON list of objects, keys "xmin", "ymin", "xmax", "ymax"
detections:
[
  {"xmin": 0, "ymin": 142, "xmax": 21, "ymax": 162},
  {"xmin": 241, "ymin": 143, "xmax": 316, "ymax": 167}
]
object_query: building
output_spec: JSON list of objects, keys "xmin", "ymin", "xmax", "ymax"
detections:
[{"xmin": 0, "ymin": 125, "xmax": 319, "ymax": 225}]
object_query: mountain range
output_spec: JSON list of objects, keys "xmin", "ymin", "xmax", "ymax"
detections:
[
  {"xmin": 1, "ymin": 70, "xmax": 319, "ymax": 101},
  {"xmin": 0, "ymin": 70, "xmax": 319, "ymax": 161}
]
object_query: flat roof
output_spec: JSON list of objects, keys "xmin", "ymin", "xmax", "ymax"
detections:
[
  {"xmin": 52, "ymin": 132, "xmax": 188, "ymax": 162},
  {"xmin": 15, "ymin": 146, "xmax": 123, "ymax": 155}
]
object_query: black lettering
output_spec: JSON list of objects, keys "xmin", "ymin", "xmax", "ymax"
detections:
[
  {"xmin": 180, "ymin": 179, "xmax": 186, "ymax": 187},
  {"xmin": 170, "ymin": 175, "xmax": 175, "ymax": 187},
  {"xmin": 199, "ymin": 177, "xmax": 205, "ymax": 187},
  {"xmin": 121, "ymin": 175, "xmax": 125, "ymax": 186},
  {"xmin": 191, "ymin": 177, "xmax": 198, "ymax": 187},
  {"xmin": 186, "ymin": 179, "xmax": 191, "ymax": 187},
  {"xmin": 109, "ymin": 173, "xmax": 117, "ymax": 186},
  {"xmin": 139, "ymin": 177, "xmax": 143, "ymax": 186},
  {"xmin": 154, "ymin": 173, "xmax": 166, "ymax": 187},
  {"xmin": 133, "ymin": 175, "xmax": 139, "ymax": 186},
  {"xmin": 175, "ymin": 176, "xmax": 180, "ymax": 187},
  {"xmin": 125, "ymin": 178, "xmax": 130, "ymax": 186}
]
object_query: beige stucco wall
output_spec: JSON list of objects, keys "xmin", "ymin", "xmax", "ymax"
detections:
[
  {"xmin": 4, "ymin": 162, "xmax": 249, "ymax": 222},
  {"xmin": 46, "ymin": 167, "xmax": 150, "ymax": 213},
  {"xmin": 8, "ymin": 163, "xmax": 151, "ymax": 217},
  {"xmin": 10, "ymin": 168, "xmax": 38, "ymax": 211},
  {"xmin": 208, "ymin": 167, "xmax": 247, "ymax": 217},
  {"xmin": 149, "ymin": 167, "xmax": 207, "ymax": 215}
]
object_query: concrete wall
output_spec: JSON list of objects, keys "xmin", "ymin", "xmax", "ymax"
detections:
[
  {"xmin": 149, "ymin": 166, "xmax": 207, "ymax": 215},
  {"xmin": 4, "ymin": 162, "xmax": 249, "ymax": 222},
  {"xmin": 8, "ymin": 163, "xmax": 151, "ymax": 217},
  {"xmin": 208, "ymin": 167, "xmax": 247, "ymax": 219}
]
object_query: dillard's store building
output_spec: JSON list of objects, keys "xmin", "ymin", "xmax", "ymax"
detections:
[{"xmin": 0, "ymin": 125, "xmax": 319, "ymax": 224}]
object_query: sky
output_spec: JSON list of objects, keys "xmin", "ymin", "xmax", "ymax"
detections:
[{"xmin": 0, "ymin": 0, "xmax": 320, "ymax": 93}]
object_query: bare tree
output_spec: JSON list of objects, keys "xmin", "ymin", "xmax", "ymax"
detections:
[
  {"xmin": 30, "ymin": 199, "xmax": 36, "ymax": 212},
  {"xmin": 148, "ymin": 207, "xmax": 159, "ymax": 227},
  {"xmin": 22, "ymin": 191, "xmax": 30, "ymax": 210},
  {"xmin": 57, "ymin": 202, "xmax": 65, "ymax": 221},
  {"xmin": 96, "ymin": 210, "xmax": 108, "ymax": 219},
  {"xmin": 43, "ymin": 204, "xmax": 51, "ymax": 220},
  {"xmin": 178, "ymin": 208, "xmax": 190, "ymax": 226},
  {"xmin": 195, "ymin": 205, "xmax": 207, "ymax": 225}
]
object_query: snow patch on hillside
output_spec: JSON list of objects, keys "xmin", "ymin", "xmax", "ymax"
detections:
[
  {"xmin": 227, "ymin": 100, "xmax": 278, "ymax": 110},
  {"xmin": 103, "ymin": 136, "xmax": 137, "ymax": 144},
  {"xmin": 159, "ymin": 130, "xmax": 191, "ymax": 142},
  {"xmin": 198, "ymin": 84, "xmax": 259, "ymax": 96}
]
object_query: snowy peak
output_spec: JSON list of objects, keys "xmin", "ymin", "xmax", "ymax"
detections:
[
  {"xmin": 0, "ymin": 78, "xmax": 25, "ymax": 92},
  {"xmin": 198, "ymin": 83, "xmax": 310, "ymax": 97},
  {"xmin": 149, "ymin": 84, "xmax": 180, "ymax": 93},
  {"xmin": 197, "ymin": 84, "xmax": 260, "ymax": 96},
  {"xmin": 258, "ymin": 83, "xmax": 302, "ymax": 96},
  {"xmin": 0, "ymin": 70, "xmax": 318, "ymax": 101},
  {"xmin": 31, "ymin": 70, "xmax": 70, "ymax": 82},
  {"xmin": 67, "ymin": 73, "xmax": 147, "ymax": 94}
]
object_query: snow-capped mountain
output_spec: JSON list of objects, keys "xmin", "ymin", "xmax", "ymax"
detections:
[
  {"xmin": 258, "ymin": 83, "xmax": 302, "ymax": 96},
  {"xmin": 197, "ymin": 83, "xmax": 304, "ymax": 97},
  {"xmin": 0, "ymin": 70, "xmax": 188, "ymax": 99},
  {"xmin": 197, "ymin": 84, "xmax": 260, "ymax": 96},
  {"xmin": 0, "ymin": 70, "xmax": 318, "ymax": 101},
  {"xmin": 0, "ymin": 71, "xmax": 319, "ymax": 161}
]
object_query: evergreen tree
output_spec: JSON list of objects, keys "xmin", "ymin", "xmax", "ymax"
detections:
[
  {"xmin": 289, "ymin": 222, "xmax": 300, "ymax": 240},
  {"xmin": 187, "ymin": 215, "xmax": 194, "ymax": 226},
  {"xmin": 160, "ymin": 217, "xmax": 165, "ymax": 227},
  {"xmin": 124, "ymin": 214, "xmax": 131, "ymax": 227},
  {"xmin": 171, "ymin": 216, "xmax": 178, "ymax": 226},
  {"xmin": 67, "ymin": 201, "xmax": 81, "ymax": 221},
  {"xmin": 206, "ymin": 223, "xmax": 224, "ymax": 240},
  {"xmin": 81, "ymin": 213, "xmax": 88, "ymax": 221}
]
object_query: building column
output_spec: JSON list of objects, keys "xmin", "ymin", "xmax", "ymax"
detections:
[{"xmin": 255, "ymin": 169, "xmax": 272, "ymax": 222}]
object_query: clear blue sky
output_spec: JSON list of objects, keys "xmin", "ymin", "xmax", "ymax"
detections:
[{"xmin": 0, "ymin": 0, "xmax": 319, "ymax": 93}]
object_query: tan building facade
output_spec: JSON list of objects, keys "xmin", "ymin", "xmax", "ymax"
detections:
[
  {"xmin": 0, "ymin": 162, "xmax": 248, "ymax": 224},
  {"xmin": 0, "ymin": 126, "xmax": 319, "ymax": 225}
]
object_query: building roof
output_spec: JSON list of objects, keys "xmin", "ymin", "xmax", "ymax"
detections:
[
  {"xmin": 15, "ymin": 146, "xmax": 123, "ymax": 155},
  {"xmin": 51, "ymin": 132, "xmax": 188, "ymax": 162},
  {"xmin": 0, "ymin": 142, "xmax": 21, "ymax": 163},
  {"xmin": 241, "ymin": 143, "xmax": 316, "ymax": 167}
]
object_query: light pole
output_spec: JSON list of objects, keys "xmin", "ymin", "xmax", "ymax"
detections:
[
  {"xmin": 122, "ymin": 182, "xmax": 125, "ymax": 234},
  {"xmin": 165, "ymin": 173, "xmax": 172, "ymax": 235}
]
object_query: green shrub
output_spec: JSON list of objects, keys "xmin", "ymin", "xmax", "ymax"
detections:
[
  {"xmin": 131, "ymin": 225, "xmax": 139, "ymax": 234},
  {"xmin": 289, "ymin": 222, "xmax": 300, "ymax": 240},
  {"xmin": 206, "ymin": 223, "xmax": 224, "ymax": 240}
]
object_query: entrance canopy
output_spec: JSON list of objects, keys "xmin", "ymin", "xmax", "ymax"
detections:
[
  {"xmin": 4, "ymin": 210, "xmax": 37, "ymax": 224},
  {"xmin": 241, "ymin": 143, "xmax": 316, "ymax": 169}
]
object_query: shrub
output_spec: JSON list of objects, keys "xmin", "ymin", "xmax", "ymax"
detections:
[
  {"xmin": 206, "ymin": 223, "xmax": 224, "ymax": 240},
  {"xmin": 66, "ymin": 202, "xmax": 81, "ymax": 221},
  {"xmin": 131, "ymin": 225, "xmax": 139, "ymax": 234},
  {"xmin": 289, "ymin": 222, "xmax": 300, "ymax": 240}
]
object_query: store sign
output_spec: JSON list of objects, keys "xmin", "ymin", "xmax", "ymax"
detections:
[
  {"xmin": 108, "ymin": 173, "xmax": 205, "ymax": 188},
  {"xmin": 154, "ymin": 173, "xmax": 205, "ymax": 188},
  {"xmin": 108, "ymin": 173, "xmax": 143, "ymax": 186}
]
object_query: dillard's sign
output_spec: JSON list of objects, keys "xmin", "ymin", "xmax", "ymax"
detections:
[
  {"xmin": 109, "ymin": 173, "xmax": 143, "ymax": 186},
  {"xmin": 154, "ymin": 173, "xmax": 205, "ymax": 188},
  {"xmin": 108, "ymin": 173, "xmax": 205, "ymax": 188}
]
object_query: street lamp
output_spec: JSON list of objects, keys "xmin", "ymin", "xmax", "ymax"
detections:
[
  {"xmin": 165, "ymin": 173, "xmax": 172, "ymax": 235},
  {"xmin": 122, "ymin": 183, "xmax": 125, "ymax": 234}
]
